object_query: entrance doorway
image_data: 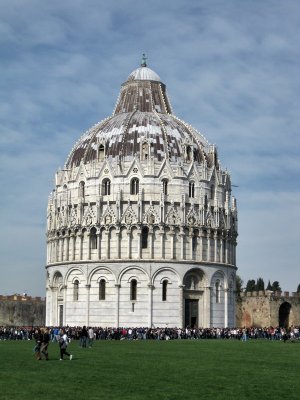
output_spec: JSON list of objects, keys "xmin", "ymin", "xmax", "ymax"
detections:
[
  {"xmin": 279, "ymin": 302, "xmax": 291, "ymax": 328},
  {"xmin": 185, "ymin": 299, "xmax": 199, "ymax": 328}
]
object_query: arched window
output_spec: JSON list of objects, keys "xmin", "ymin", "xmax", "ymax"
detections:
[
  {"xmin": 215, "ymin": 281, "xmax": 221, "ymax": 303},
  {"xmin": 141, "ymin": 142, "xmax": 149, "ymax": 160},
  {"xmin": 204, "ymin": 194, "xmax": 208, "ymax": 207},
  {"xmin": 90, "ymin": 227, "xmax": 97, "ymax": 249},
  {"xmin": 73, "ymin": 280, "xmax": 79, "ymax": 301},
  {"xmin": 130, "ymin": 279, "xmax": 137, "ymax": 301},
  {"xmin": 98, "ymin": 144, "xmax": 105, "ymax": 161},
  {"xmin": 102, "ymin": 178, "xmax": 111, "ymax": 196},
  {"xmin": 99, "ymin": 279, "xmax": 106, "ymax": 300},
  {"xmin": 142, "ymin": 226, "xmax": 148, "ymax": 248},
  {"xmin": 211, "ymin": 185, "xmax": 215, "ymax": 200},
  {"xmin": 192, "ymin": 235, "xmax": 197, "ymax": 252},
  {"xmin": 162, "ymin": 280, "xmax": 168, "ymax": 301},
  {"xmin": 79, "ymin": 181, "xmax": 85, "ymax": 198},
  {"xmin": 189, "ymin": 182, "xmax": 195, "ymax": 198},
  {"xmin": 186, "ymin": 146, "xmax": 192, "ymax": 162},
  {"xmin": 130, "ymin": 178, "xmax": 139, "ymax": 195},
  {"xmin": 162, "ymin": 179, "xmax": 168, "ymax": 195}
]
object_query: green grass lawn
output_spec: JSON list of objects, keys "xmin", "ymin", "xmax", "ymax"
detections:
[{"xmin": 0, "ymin": 339, "xmax": 299, "ymax": 400}]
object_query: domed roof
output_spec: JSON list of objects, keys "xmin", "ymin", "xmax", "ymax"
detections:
[
  {"xmin": 126, "ymin": 66, "xmax": 161, "ymax": 83},
  {"xmin": 65, "ymin": 62, "xmax": 213, "ymax": 169}
]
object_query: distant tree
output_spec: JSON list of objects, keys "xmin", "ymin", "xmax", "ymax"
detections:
[
  {"xmin": 256, "ymin": 277, "xmax": 265, "ymax": 291},
  {"xmin": 266, "ymin": 280, "xmax": 272, "ymax": 290},
  {"xmin": 271, "ymin": 281, "xmax": 281, "ymax": 292},
  {"xmin": 245, "ymin": 279, "xmax": 256, "ymax": 292},
  {"xmin": 235, "ymin": 275, "xmax": 243, "ymax": 296},
  {"xmin": 297, "ymin": 284, "xmax": 300, "ymax": 293}
]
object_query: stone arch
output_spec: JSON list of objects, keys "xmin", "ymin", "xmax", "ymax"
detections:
[
  {"xmin": 118, "ymin": 265, "xmax": 149, "ymax": 285},
  {"xmin": 118, "ymin": 265, "xmax": 149, "ymax": 326},
  {"xmin": 279, "ymin": 302, "xmax": 292, "ymax": 328},
  {"xmin": 88, "ymin": 266, "xmax": 116, "ymax": 285},
  {"xmin": 52, "ymin": 271, "xmax": 63, "ymax": 288},
  {"xmin": 183, "ymin": 268, "xmax": 206, "ymax": 290},
  {"xmin": 211, "ymin": 270, "xmax": 226, "ymax": 288},
  {"xmin": 65, "ymin": 267, "xmax": 85, "ymax": 286},
  {"xmin": 152, "ymin": 266, "xmax": 181, "ymax": 286}
]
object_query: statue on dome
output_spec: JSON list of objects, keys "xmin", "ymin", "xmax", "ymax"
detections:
[{"xmin": 141, "ymin": 53, "xmax": 147, "ymax": 67}]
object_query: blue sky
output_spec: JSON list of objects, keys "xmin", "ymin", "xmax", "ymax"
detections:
[{"xmin": 0, "ymin": 0, "xmax": 299, "ymax": 296}]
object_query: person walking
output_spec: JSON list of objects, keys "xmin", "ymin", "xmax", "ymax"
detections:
[
  {"xmin": 88, "ymin": 327, "xmax": 94, "ymax": 347},
  {"xmin": 34, "ymin": 328, "xmax": 43, "ymax": 360},
  {"xmin": 40, "ymin": 328, "xmax": 50, "ymax": 360},
  {"xmin": 59, "ymin": 330, "xmax": 73, "ymax": 360},
  {"xmin": 80, "ymin": 326, "xmax": 88, "ymax": 348}
]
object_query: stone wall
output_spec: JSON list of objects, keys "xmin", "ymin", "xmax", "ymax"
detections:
[
  {"xmin": 236, "ymin": 291, "xmax": 300, "ymax": 328},
  {"xmin": 1, "ymin": 291, "xmax": 299, "ymax": 328},
  {"xmin": 0, "ymin": 295, "xmax": 45, "ymax": 326}
]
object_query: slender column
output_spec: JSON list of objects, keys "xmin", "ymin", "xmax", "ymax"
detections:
[
  {"xmin": 148, "ymin": 284, "xmax": 154, "ymax": 327},
  {"xmin": 65, "ymin": 235, "xmax": 70, "ymax": 261},
  {"xmin": 105, "ymin": 230, "xmax": 110, "ymax": 259},
  {"xmin": 63, "ymin": 285, "xmax": 67, "ymax": 326},
  {"xmin": 149, "ymin": 227, "xmax": 154, "ymax": 259},
  {"xmin": 179, "ymin": 285, "xmax": 184, "ymax": 328},
  {"xmin": 71, "ymin": 234, "xmax": 76, "ymax": 261},
  {"xmin": 189, "ymin": 231, "xmax": 193, "ymax": 260},
  {"xmin": 137, "ymin": 230, "xmax": 142, "ymax": 259},
  {"xmin": 180, "ymin": 230, "xmax": 184, "ymax": 260},
  {"xmin": 199, "ymin": 231, "xmax": 203, "ymax": 261},
  {"xmin": 160, "ymin": 230, "xmax": 164, "ymax": 259},
  {"xmin": 220, "ymin": 235, "xmax": 223, "ymax": 263},
  {"xmin": 78, "ymin": 233, "xmax": 83, "ymax": 260},
  {"xmin": 116, "ymin": 230, "xmax": 120, "ymax": 259},
  {"xmin": 225, "ymin": 234, "xmax": 229, "ymax": 264},
  {"xmin": 169, "ymin": 229, "xmax": 175, "ymax": 259},
  {"xmin": 214, "ymin": 231, "xmax": 218, "ymax": 262},
  {"xmin": 86, "ymin": 284, "xmax": 91, "ymax": 327},
  {"xmin": 87, "ymin": 233, "xmax": 91, "ymax": 260},
  {"xmin": 127, "ymin": 230, "xmax": 131, "ymax": 259},
  {"xmin": 55, "ymin": 238, "xmax": 59, "ymax": 262},
  {"xmin": 207, "ymin": 230, "xmax": 211, "ymax": 262},
  {"xmin": 97, "ymin": 232, "xmax": 101, "ymax": 259},
  {"xmin": 204, "ymin": 286, "xmax": 212, "ymax": 327},
  {"xmin": 115, "ymin": 284, "xmax": 121, "ymax": 327},
  {"xmin": 224, "ymin": 288, "xmax": 228, "ymax": 327}
]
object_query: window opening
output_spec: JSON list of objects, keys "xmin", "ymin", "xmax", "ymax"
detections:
[
  {"xmin": 130, "ymin": 279, "xmax": 137, "ymax": 301},
  {"xmin": 103, "ymin": 179, "xmax": 111, "ymax": 195},
  {"xmin": 131, "ymin": 178, "xmax": 139, "ymax": 195},
  {"xmin": 162, "ymin": 280, "xmax": 168, "ymax": 301},
  {"xmin": 99, "ymin": 279, "xmax": 106, "ymax": 300},
  {"xmin": 73, "ymin": 280, "xmax": 79, "ymax": 301},
  {"xmin": 142, "ymin": 227, "xmax": 148, "ymax": 248},
  {"xmin": 189, "ymin": 182, "xmax": 195, "ymax": 198}
]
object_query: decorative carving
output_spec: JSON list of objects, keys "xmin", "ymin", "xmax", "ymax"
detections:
[
  {"xmin": 166, "ymin": 207, "xmax": 181, "ymax": 225},
  {"xmin": 143, "ymin": 205, "xmax": 159, "ymax": 224},
  {"xmin": 122, "ymin": 206, "xmax": 138, "ymax": 225},
  {"xmin": 102, "ymin": 206, "xmax": 116, "ymax": 225},
  {"xmin": 83, "ymin": 205, "xmax": 96, "ymax": 226}
]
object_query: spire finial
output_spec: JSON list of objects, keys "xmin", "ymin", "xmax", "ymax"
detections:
[{"xmin": 141, "ymin": 53, "xmax": 147, "ymax": 67}]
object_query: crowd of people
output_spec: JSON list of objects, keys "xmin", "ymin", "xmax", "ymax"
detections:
[{"xmin": 0, "ymin": 325, "xmax": 299, "ymax": 342}]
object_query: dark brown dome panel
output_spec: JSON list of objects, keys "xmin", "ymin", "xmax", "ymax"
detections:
[{"xmin": 65, "ymin": 65, "xmax": 210, "ymax": 168}]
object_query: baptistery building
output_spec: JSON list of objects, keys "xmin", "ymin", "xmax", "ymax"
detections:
[{"xmin": 45, "ymin": 59, "xmax": 238, "ymax": 328}]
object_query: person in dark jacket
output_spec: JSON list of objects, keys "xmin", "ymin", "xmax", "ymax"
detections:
[
  {"xmin": 40, "ymin": 328, "xmax": 50, "ymax": 360},
  {"xmin": 34, "ymin": 328, "xmax": 43, "ymax": 360},
  {"xmin": 80, "ymin": 326, "xmax": 88, "ymax": 348}
]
